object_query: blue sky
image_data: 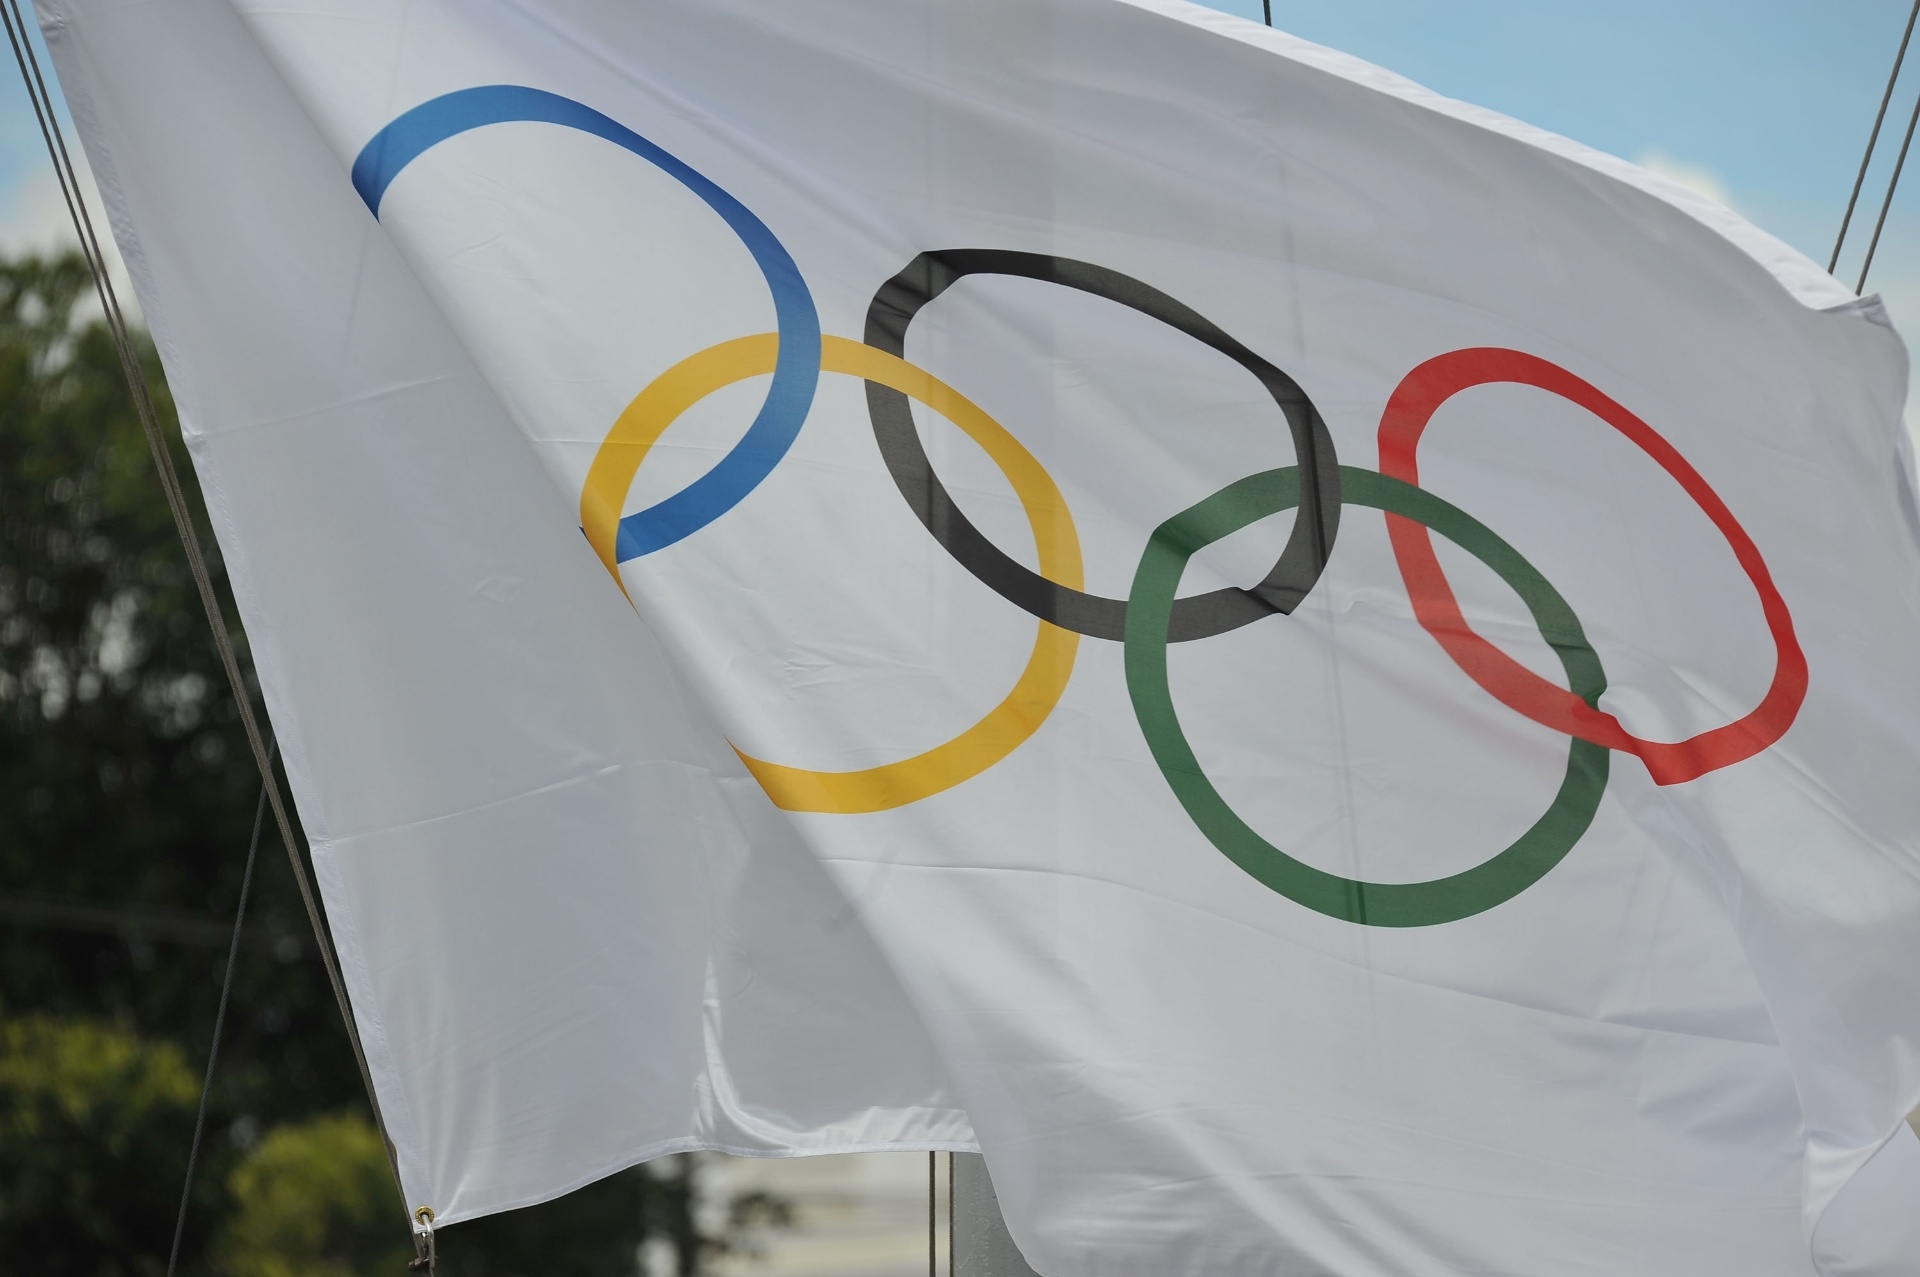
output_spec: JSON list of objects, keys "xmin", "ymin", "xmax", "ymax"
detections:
[{"xmin": 3, "ymin": 2, "xmax": 1918, "ymax": 360}]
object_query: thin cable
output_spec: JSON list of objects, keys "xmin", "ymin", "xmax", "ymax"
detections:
[
  {"xmin": 1832, "ymin": 0, "xmax": 1920, "ymax": 272},
  {"xmin": 1262, "ymin": 0, "xmax": 1272, "ymax": 26},
  {"xmin": 165, "ymin": 742, "xmax": 274, "ymax": 1277},
  {"xmin": 929, "ymin": 1153, "xmax": 936, "ymax": 1277},
  {"xmin": 1859, "ymin": 74, "xmax": 1920, "ymax": 293},
  {"xmin": 0, "ymin": 0, "xmax": 406, "ymax": 1209}
]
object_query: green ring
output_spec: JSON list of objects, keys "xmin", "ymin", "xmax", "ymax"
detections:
[{"xmin": 1123, "ymin": 465, "xmax": 1611, "ymax": 927}]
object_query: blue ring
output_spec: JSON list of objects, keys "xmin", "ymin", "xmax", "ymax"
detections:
[{"xmin": 352, "ymin": 85, "xmax": 820, "ymax": 561}]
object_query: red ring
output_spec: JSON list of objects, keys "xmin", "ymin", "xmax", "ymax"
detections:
[{"xmin": 1377, "ymin": 348, "xmax": 1805, "ymax": 786}]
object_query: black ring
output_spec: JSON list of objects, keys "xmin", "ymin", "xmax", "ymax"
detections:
[{"xmin": 863, "ymin": 249, "xmax": 1341, "ymax": 641}]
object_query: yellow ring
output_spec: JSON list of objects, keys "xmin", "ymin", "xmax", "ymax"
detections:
[{"xmin": 581, "ymin": 333, "xmax": 1083, "ymax": 814}]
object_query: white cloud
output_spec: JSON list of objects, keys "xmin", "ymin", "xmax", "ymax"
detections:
[
  {"xmin": 1635, "ymin": 148, "xmax": 1741, "ymax": 215},
  {"xmin": 0, "ymin": 161, "xmax": 86, "ymax": 255},
  {"xmin": 0, "ymin": 154, "xmax": 136, "ymax": 318}
]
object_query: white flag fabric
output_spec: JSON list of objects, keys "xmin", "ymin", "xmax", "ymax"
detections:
[{"xmin": 41, "ymin": 0, "xmax": 1920, "ymax": 1272}]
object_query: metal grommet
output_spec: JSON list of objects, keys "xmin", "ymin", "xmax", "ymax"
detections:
[{"xmin": 408, "ymin": 1206, "xmax": 437, "ymax": 1273}]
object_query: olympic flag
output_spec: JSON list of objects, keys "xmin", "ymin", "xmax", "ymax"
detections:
[{"xmin": 39, "ymin": 0, "xmax": 1920, "ymax": 1272}]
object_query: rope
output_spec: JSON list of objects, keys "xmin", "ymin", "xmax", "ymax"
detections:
[
  {"xmin": 1832, "ymin": 0, "xmax": 1920, "ymax": 274},
  {"xmin": 1858, "ymin": 66, "xmax": 1920, "ymax": 293},
  {"xmin": 0, "ymin": 0, "xmax": 408, "ymax": 1212},
  {"xmin": 164, "ymin": 741, "xmax": 274, "ymax": 1277}
]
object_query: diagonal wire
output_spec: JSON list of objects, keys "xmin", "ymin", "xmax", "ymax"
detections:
[
  {"xmin": 1832, "ymin": 0, "xmax": 1920, "ymax": 273},
  {"xmin": 1858, "ymin": 72, "xmax": 1920, "ymax": 293},
  {"xmin": 1262, "ymin": 1, "xmax": 1272, "ymax": 26},
  {"xmin": 165, "ymin": 741, "xmax": 275, "ymax": 1277},
  {"xmin": 0, "ymin": 0, "xmax": 406, "ymax": 1211}
]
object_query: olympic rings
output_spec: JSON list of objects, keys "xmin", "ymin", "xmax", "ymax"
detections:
[
  {"xmin": 353, "ymin": 86, "xmax": 821, "ymax": 559},
  {"xmin": 864, "ymin": 250, "xmax": 1341, "ymax": 641},
  {"xmin": 581, "ymin": 333, "xmax": 1082, "ymax": 815},
  {"xmin": 360, "ymin": 86, "xmax": 1806, "ymax": 923},
  {"xmin": 1124, "ymin": 465, "xmax": 1612, "ymax": 927},
  {"xmin": 1377, "ymin": 348, "xmax": 1806, "ymax": 786}
]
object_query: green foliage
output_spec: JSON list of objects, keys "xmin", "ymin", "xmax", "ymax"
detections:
[
  {"xmin": 0, "ymin": 1013, "xmax": 219, "ymax": 1277},
  {"xmin": 214, "ymin": 1113, "xmax": 413, "ymax": 1277}
]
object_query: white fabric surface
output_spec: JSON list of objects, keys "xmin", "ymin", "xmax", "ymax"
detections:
[{"xmin": 40, "ymin": 0, "xmax": 1920, "ymax": 1272}]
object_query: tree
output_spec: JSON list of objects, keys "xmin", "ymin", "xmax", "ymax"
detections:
[
  {"xmin": 0, "ymin": 1013, "xmax": 219, "ymax": 1276},
  {"xmin": 214, "ymin": 1113, "xmax": 413, "ymax": 1277}
]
